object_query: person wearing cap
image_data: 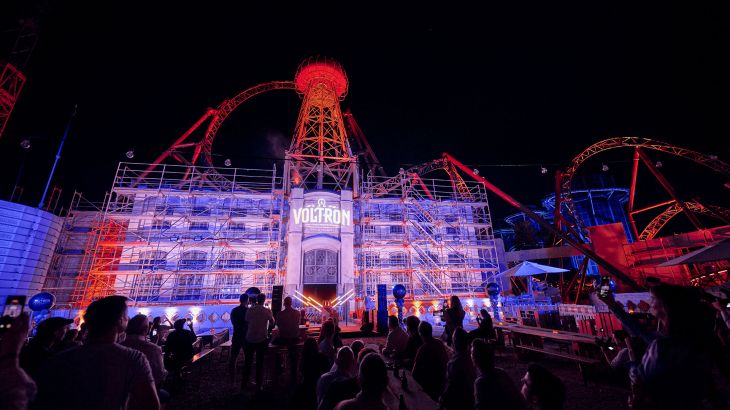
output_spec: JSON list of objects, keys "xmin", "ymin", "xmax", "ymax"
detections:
[{"xmin": 19, "ymin": 316, "xmax": 72, "ymax": 380}]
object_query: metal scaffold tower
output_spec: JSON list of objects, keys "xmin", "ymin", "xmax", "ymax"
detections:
[
  {"xmin": 284, "ymin": 58, "xmax": 359, "ymax": 194},
  {"xmin": 71, "ymin": 164, "xmax": 286, "ymax": 307}
]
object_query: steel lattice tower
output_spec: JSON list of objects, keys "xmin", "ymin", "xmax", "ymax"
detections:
[{"xmin": 285, "ymin": 58, "xmax": 359, "ymax": 194}]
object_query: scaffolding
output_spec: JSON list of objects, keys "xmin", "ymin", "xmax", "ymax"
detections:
[
  {"xmin": 41, "ymin": 192, "xmax": 102, "ymax": 309},
  {"xmin": 355, "ymin": 173, "xmax": 501, "ymax": 301},
  {"xmin": 65, "ymin": 163, "xmax": 286, "ymax": 307}
]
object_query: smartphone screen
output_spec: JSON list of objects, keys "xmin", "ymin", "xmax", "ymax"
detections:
[{"xmin": 2, "ymin": 295, "xmax": 26, "ymax": 318}]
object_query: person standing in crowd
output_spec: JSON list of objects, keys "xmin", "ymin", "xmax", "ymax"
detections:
[
  {"xmin": 273, "ymin": 296, "xmax": 301, "ymax": 385},
  {"xmin": 597, "ymin": 329, "xmax": 636, "ymax": 382},
  {"xmin": 381, "ymin": 315, "xmax": 408, "ymax": 359},
  {"xmin": 440, "ymin": 328, "xmax": 476, "ymax": 410},
  {"xmin": 443, "ymin": 295, "xmax": 465, "ymax": 346},
  {"xmin": 243, "ymin": 292, "xmax": 274, "ymax": 391},
  {"xmin": 120, "ymin": 314, "xmax": 168, "ymax": 403},
  {"xmin": 19, "ymin": 317, "xmax": 72, "ymax": 380},
  {"xmin": 33, "ymin": 295, "xmax": 159, "ymax": 410},
  {"xmin": 468, "ymin": 309, "xmax": 496, "ymax": 342},
  {"xmin": 0, "ymin": 312, "xmax": 37, "ymax": 410},
  {"xmin": 229, "ymin": 293, "xmax": 249, "ymax": 382},
  {"xmin": 297, "ymin": 337, "xmax": 331, "ymax": 410},
  {"xmin": 412, "ymin": 321, "xmax": 449, "ymax": 401},
  {"xmin": 164, "ymin": 318, "xmax": 197, "ymax": 387},
  {"xmin": 318, "ymin": 319, "xmax": 337, "ymax": 365},
  {"xmin": 76, "ymin": 322, "xmax": 88, "ymax": 345},
  {"xmin": 334, "ymin": 353, "xmax": 388, "ymax": 410},
  {"xmin": 317, "ymin": 346, "xmax": 356, "ymax": 405},
  {"xmin": 520, "ymin": 363, "xmax": 565, "ymax": 410},
  {"xmin": 394, "ymin": 315, "xmax": 422, "ymax": 369},
  {"xmin": 627, "ymin": 284, "xmax": 717, "ymax": 409},
  {"xmin": 472, "ymin": 338, "xmax": 527, "ymax": 410},
  {"xmin": 55, "ymin": 329, "xmax": 82, "ymax": 352}
]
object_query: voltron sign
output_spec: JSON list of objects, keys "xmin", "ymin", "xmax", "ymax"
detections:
[{"xmin": 292, "ymin": 198, "xmax": 351, "ymax": 226}]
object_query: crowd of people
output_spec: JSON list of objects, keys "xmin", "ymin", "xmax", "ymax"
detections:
[{"xmin": 4, "ymin": 280, "xmax": 730, "ymax": 409}]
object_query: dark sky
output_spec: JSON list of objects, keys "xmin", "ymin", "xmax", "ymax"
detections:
[{"xmin": 1, "ymin": 2, "xmax": 728, "ymax": 230}]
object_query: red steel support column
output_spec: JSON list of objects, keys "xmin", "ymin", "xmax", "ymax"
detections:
[
  {"xmin": 628, "ymin": 149, "xmax": 641, "ymax": 240},
  {"xmin": 443, "ymin": 152, "xmax": 641, "ymax": 290},
  {"xmin": 636, "ymin": 148, "xmax": 703, "ymax": 231}
]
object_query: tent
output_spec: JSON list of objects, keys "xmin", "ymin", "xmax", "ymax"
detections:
[
  {"xmin": 658, "ymin": 238, "xmax": 730, "ymax": 267},
  {"xmin": 494, "ymin": 260, "xmax": 570, "ymax": 278},
  {"xmin": 493, "ymin": 261, "xmax": 569, "ymax": 294}
]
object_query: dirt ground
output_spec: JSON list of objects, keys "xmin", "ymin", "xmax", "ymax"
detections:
[{"xmin": 166, "ymin": 335, "xmax": 635, "ymax": 410}]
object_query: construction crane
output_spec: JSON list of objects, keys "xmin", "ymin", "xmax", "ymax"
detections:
[
  {"xmin": 0, "ymin": 16, "xmax": 40, "ymax": 140},
  {"xmin": 343, "ymin": 109, "xmax": 387, "ymax": 178}
]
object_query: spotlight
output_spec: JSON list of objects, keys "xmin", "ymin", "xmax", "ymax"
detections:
[
  {"xmin": 126, "ymin": 150, "xmax": 135, "ymax": 159},
  {"xmin": 601, "ymin": 164, "xmax": 609, "ymax": 172},
  {"xmin": 224, "ymin": 159, "xmax": 232, "ymax": 167},
  {"xmin": 20, "ymin": 139, "xmax": 31, "ymax": 150},
  {"xmin": 655, "ymin": 161, "xmax": 662, "ymax": 168},
  {"xmin": 540, "ymin": 167, "xmax": 548, "ymax": 175},
  {"xmin": 473, "ymin": 168, "xmax": 479, "ymax": 175}
]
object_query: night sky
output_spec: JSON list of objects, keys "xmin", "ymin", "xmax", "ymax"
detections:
[{"xmin": 1, "ymin": 2, "xmax": 728, "ymax": 231}]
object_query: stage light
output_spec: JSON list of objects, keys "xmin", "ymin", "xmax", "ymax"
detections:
[
  {"xmin": 126, "ymin": 150, "xmax": 135, "ymax": 159},
  {"xmin": 20, "ymin": 139, "xmax": 31, "ymax": 150},
  {"xmin": 540, "ymin": 167, "xmax": 548, "ymax": 175},
  {"xmin": 473, "ymin": 168, "xmax": 479, "ymax": 175},
  {"xmin": 224, "ymin": 159, "xmax": 232, "ymax": 167},
  {"xmin": 655, "ymin": 161, "xmax": 662, "ymax": 168},
  {"xmin": 601, "ymin": 164, "xmax": 609, "ymax": 172}
]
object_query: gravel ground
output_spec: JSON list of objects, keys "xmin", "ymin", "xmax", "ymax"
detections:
[{"xmin": 166, "ymin": 335, "xmax": 633, "ymax": 410}]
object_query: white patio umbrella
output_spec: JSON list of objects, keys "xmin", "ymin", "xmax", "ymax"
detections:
[{"xmin": 494, "ymin": 261, "xmax": 570, "ymax": 294}]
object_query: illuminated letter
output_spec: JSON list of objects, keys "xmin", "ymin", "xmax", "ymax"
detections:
[
  {"xmin": 315, "ymin": 207, "xmax": 324, "ymax": 223},
  {"xmin": 341, "ymin": 210, "xmax": 351, "ymax": 226},
  {"xmin": 332, "ymin": 209, "xmax": 341, "ymax": 225},
  {"xmin": 292, "ymin": 208, "xmax": 302, "ymax": 225},
  {"xmin": 324, "ymin": 208, "xmax": 333, "ymax": 224},
  {"xmin": 301, "ymin": 208, "xmax": 310, "ymax": 223}
]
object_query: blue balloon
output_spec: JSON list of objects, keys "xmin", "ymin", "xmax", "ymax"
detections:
[
  {"xmin": 392, "ymin": 284, "xmax": 406, "ymax": 300},
  {"xmin": 28, "ymin": 292, "xmax": 55, "ymax": 311},
  {"xmin": 486, "ymin": 283, "xmax": 501, "ymax": 297}
]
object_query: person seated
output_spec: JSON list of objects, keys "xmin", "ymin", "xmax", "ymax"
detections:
[
  {"xmin": 520, "ymin": 363, "xmax": 565, "ymax": 410},
  {"xmin": 121, "ymin": 314, "xmax": 169, "ymax": 403},
  {"xmin": 439, "ymin": 328, "xmax": 476, "ymax": 410},
  {"xmin": 164, "ymin": 318, "xmax": 196, "ymax": 386},
  {"xmin": 468, "ymin": 309, "xmax": 496, "ymax": 342},
  {"xmin": 20, "ymin": 317, "xmax": 73, "ymax": 380},
  {"xmin": 412, "ymin": 321, "xmax": 449, "ymax": 401},
  {"xmin": 149, "ymin": 316, "xmax": 172, "ymax": 346},
  {"xmin": 54, "ymin": 329, "xmax": 82, "ymax": 353},
  {"xmin": 393, "ymin": 315, "xmax": 422, "ymax": 369},
  {"xmin": 317, "ymin": 346, "xmax": 356, "ymax": 406},
  {"xmin": 381, "ymin": 315, "xmax": 408, "ymax": 358},
  {"xmin": 350, "ymin": 340, "xmax": 365, "ymax": 359},
  {"xmin": 472, "ymin": 338, "xmax": 527, "ymax": 410},
  {"xmin": 318, "ymin": 319, "xmax": 337, "ymax": 365},
  {"xmin": 334, "ymin": 353, "xmax": 388, "ymax": 410}
]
